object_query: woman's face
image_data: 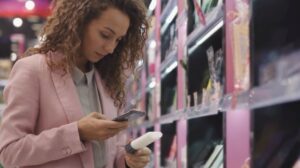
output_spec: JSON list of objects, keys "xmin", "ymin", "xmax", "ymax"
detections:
[{"xmin": 80, "ymin": 7, "xmax": 130, "ymax": 66}]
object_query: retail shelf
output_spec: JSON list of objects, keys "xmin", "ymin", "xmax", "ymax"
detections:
[
  {"xmin": 219, "ymin": 73, "xmax": 300, "ymax": 111},
  {"xmin": 187, "ymin": 6, "xmax": 223, "ymax": 55},
  {"xmin": 160, "ymin": 0, "xmax": 177, "ymax": 23},
  {"xmin": 146, "ymin": 0, "xmax": 156, "ymax": 17},
  {"xmin": 129, "ymin": 71, "xmax": 300, "ymax": 126},
  {"xmin": 160, "ymin": 51, "xmax": 177, "ymax": 78},
  {"xmin": 160, "ymin": 0, "xmax": 177, "ymax": 35},
  {"xmin": 131, "ymin": 120, "xmax": 154, "ymax": 130},
  {"xmin": 128, "ymin": 101, "xmax": 221, "ymax": 129},
  {"xmin": 146, "ymin": 77, "xmax": 155, "ymax": 92},
  {"xmin": 218, "ymin": 91, "xmax": 250, "ymax": 112},
  {"xmin": 159, "ymin": 109, "xmax": 185, "ymax": 125},
  {"xmin": 185, "ymin": 103, "xmax": 219, "ymax": 120},
  {"xmin": 250, "ymin": 73, "xmax": 300, "ymax": 109},
  {"xmin": 147, "ymin": 102, "xmax": 220, "ymax": 125}
]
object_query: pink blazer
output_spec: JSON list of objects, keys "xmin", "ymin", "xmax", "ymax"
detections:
[{"xmin": 0, "ymin": 53, "xmax": 127, "ymax": 168}]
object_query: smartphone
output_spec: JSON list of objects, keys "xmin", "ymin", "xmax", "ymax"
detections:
[{"xmin": 113, "ymin": 110, "xmax": 145, "ymax": 122}]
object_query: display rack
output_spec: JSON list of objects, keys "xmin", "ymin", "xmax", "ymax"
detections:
[
  {"xmin": 127, "ymin": 0, "xmax": 226, "ymax": 167},
  {"xmin": 250, "ymin": 0, "xmax": 300, "ymax": 167},
  {"xmin": 126, "ymin": 0, "xmax": 300, "ymax": 168}
]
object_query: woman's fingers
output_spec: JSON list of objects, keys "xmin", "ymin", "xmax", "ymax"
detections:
[
  {"xmin": 137, "ymin": 147, "xmax": 151, "ymax": 156},
  {"xmin": 78, "ymin": 113, "xmax": 128, "ymax": 141},
  {"xmin": 104, "ymin": 120, "xmax": 128, "ymax": 129},
  {"xmin": 125, "ymin": 147, "xmax": 151, "ymax": 168}
]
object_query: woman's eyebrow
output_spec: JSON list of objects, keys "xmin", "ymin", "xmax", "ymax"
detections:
[
  {"xmin": 103, "ymin": 27, "xmax": 116, "ymax": 35},
  {"xmin": 103, "ymin": 27, "xmax": 126, "ymax": 37}
]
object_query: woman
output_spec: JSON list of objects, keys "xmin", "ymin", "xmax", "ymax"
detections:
[{"xmin": 0, "ymin": 0, "xmax": 150, "ymax": 167}]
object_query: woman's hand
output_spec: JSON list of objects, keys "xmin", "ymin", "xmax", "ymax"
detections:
[
  {"xmin": 241, "ymin": 157, "xmax": 250, "ymax": 168},
  {"xmin": 77, "ymin": 112, "xmax": 128, "ymax": 141},
  {"xmin": 125, "ymin": 147, "xmax": 151, "ymax": 168}
]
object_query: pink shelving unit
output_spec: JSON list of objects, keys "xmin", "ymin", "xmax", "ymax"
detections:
[
  {"xmin": 126, "ymin": 0, "xmax": 254, "ymax": 167},
  {"xmin": 176, "ymin": 0, "xmax": 187, "ymax": 167},
  {"xmin": 225, "ymin": 0, "xmax": 251, "ymax": 167},
  {"xmin": 127, "ymin": 0, "xmax": 300, "ymax": 167},
  {"xmin": 153, "ymin": 1, "xmax": 161, "ymax": 167}
]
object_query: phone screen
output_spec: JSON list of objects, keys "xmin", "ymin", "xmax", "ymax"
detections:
[{"xmin": 113, "ymin": 110, "xmax": 145, "ymax": 122}]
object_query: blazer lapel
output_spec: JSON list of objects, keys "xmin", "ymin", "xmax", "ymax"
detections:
[
  {"xmin": 48, "ymin": 51, "xmax": 84, "ymax": 122},
  {"xmin": 51, "ymin": 70, "xmax": 84, "ymax": 122},
  {"xmin": 51, "ymin": 69, "xmax": 94, "ymax": 168}
]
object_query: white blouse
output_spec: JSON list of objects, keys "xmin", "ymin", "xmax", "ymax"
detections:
[{"xmin": 71, "ymin": 66, "xmax": 106, "ymax": 168}]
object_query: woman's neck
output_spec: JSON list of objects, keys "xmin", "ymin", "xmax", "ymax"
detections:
[{"xmin": 76, "ymin": 58, "xmax": 91, "ymax": 73}]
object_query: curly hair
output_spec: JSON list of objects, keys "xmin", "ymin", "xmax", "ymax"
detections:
[{"xmin": 25, "ymin": 0, "xmax": 149, "ymax": 109}]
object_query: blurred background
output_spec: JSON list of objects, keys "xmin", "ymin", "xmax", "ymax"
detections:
[
  {"xmin": 0, "ymin": 0, "xmax": 52, "ymax": 110},
  {"xmin": 0, "ymin": 0, "xmax": 52, "ymax": 59},
  {"xmin": 0, "ymin": 0, "xmax": 153, "ymax": 112}
]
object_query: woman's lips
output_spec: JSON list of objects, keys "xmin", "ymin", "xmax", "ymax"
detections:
[{"xmin": 96, "ymin": 52, "xmax": 104, "ymax": 57}]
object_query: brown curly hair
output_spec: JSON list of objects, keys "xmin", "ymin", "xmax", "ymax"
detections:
[{"xmin": 25, "ymin": 0, "xmax": 149, "ymax": 109}]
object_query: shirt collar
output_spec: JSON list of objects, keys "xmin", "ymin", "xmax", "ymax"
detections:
[{"xmin": 71, "ymin": 64, "xmax": 95, "ymax": 86}]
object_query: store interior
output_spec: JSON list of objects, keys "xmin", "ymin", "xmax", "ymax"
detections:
[{"xmin": 0, "ymin": 0, "xmax": 300, "ymax": 168}]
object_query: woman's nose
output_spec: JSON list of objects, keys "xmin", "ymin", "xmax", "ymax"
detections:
[{"xmin": 104, "ymin": 41, "xmax": 116, "ymax": 54}]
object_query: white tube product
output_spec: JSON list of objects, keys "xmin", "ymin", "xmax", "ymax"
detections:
[{"xmin": 125, "ymin": 131, "xmax": 163, "ymax": 154}]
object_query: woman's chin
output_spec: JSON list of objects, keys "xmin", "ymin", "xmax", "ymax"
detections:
[{"xmin": 90, "ymin": 58, "xmax": 103, "ymax": 63}]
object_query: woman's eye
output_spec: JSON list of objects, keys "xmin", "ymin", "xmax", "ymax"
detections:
[{"xmin": 100, "ymin": 33, "xmax": 110, "ymax": 39}]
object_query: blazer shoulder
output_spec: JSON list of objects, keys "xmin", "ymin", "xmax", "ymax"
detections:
[
  {"xmin": 14, "ymin": 54, "xmax": 46, "ymax": 72},
  {"xmin": 18, "ymin": 54, "xmax": 45, "ymax": 65}
]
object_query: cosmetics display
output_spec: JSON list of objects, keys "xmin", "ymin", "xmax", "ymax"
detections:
[
  {"xmin": 187, "ymin": 0, "xmax": 222, "ymax": 34},
  {"xmin": 124, "ymin": 0, "xmax": 300, "ymax": 168}
]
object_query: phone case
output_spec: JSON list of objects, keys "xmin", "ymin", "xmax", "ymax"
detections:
[{"xmin": 113, "ymin": 110, "xmax": 145, "ymax": 121}]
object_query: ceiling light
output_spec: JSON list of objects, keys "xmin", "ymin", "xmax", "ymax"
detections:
[
  {"xmin": 10, "ymin": 53, "xmax": 18, "ymax": 62},
  {"xmin": 25, "ymin": 0, "xmax": 35, "ymax": 11},
  {"xmin": 13, "ymin": 18, "xmax": 23, "ymax": 28}
]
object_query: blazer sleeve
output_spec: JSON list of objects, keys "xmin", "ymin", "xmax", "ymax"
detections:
[{"xmin": 0, "ymin": 58, "xmax": 86, "ymax": 167}]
